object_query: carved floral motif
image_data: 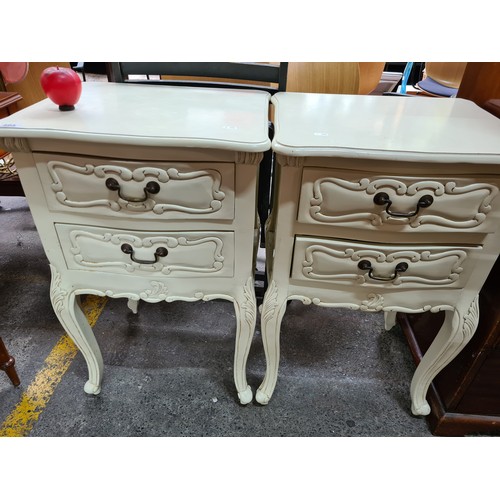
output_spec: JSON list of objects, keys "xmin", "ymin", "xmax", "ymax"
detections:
[{"xmin": 49, "ymin": 264, "xmax": 67, "ymax": 314}]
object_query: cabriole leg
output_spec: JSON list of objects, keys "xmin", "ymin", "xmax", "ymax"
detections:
[
  {"xmin": 384, "ymin": 310, "xmax": 397, "ymax": 331},
  {"xmin": 256, "ymin": 280, "xmax": 288, "ymax": 405},
  {"xmin": 410, "ymin": 296, "xmax": 479, "ymax": 416},
  {"xmin": 233, "ymin": 277, "xmax": 257, "ymax": 404},
  {"xmin": 127, "ymin": 298, "xmax": 139, "ymax": 314},
  {"xmin": 50, "ymin": 265, "xmax": 103, "ymax": 395}
]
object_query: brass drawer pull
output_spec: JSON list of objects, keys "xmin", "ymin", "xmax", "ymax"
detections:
[
  {"xmin": 358, "ymin": 259, "xmax": 409, "ymax": 282},
  {"xmin": 374, "ymin": 192, "xmax": 433, "ymax": 218},
  {"xmin": 120, "ymin": 243, "xmax": 168, "ymax": 264},
  {"xmin": 106, "ymin": 178, "xmax": 160, "ymax": 202}
]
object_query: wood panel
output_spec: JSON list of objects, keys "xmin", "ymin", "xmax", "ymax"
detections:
[
  {"xmin": 457, "ymin": 62, "xmax": 500, "ymax": 107},
  {"xmin": 286, "ymin": 62, "xmax": 384, "ymax": 94}
]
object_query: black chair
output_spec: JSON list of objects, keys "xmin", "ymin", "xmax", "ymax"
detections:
[{"xmin": 105, "ymin": 62, "xmax": 288, "ymax": 300}]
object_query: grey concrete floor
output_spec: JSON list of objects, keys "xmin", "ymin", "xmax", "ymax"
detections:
[{"xmin": 0, "ymin": 195, "xmax": 436, "ymax": 437}]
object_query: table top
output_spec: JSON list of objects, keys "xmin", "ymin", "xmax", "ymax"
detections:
[
  {"xmin": 271, "ymin": 93, "xmax": 500, "ymax": 164},
  {"xmin": 0, "ymin": 82, "xmax": 271, "ymax": 152}
]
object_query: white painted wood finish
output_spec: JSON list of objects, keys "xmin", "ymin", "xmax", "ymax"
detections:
[
  {"xmin": 0, "ymin": 82, "xmax": 271, "ymax": 404},
  {"xmin": 259, "ymin": 93, "xmax": 500, "ymax": 416}
]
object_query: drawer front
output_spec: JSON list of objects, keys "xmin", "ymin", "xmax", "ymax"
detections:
[
  {"xmin": 35, "ymin": 153, "xmax": 234, "ymax": 220},
  {"xmin": 291, "ymin": 236, "xmax": 481, "ymax": 289},
  {"xmin": 298, "ymin": 168, "xmax": 500, "ymax": 233},
  {"xmin": 56, "ymin": 224, "xmax": 234, "ymax": 277}
]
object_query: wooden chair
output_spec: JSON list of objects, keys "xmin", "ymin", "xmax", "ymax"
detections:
[
  {"xmin": 285, "ymin": 62, "xmax": 385, "ymax": 94},
  {"xmin": 415, "ymin": 62, "xmax": 467, "ymax": 97},
  {"xmin": 106, "ymin": 62, "xmax": 289, "ymax": 300},
  {"xmin": 0, "ymin": 337, "xmax": 20, "ymax": 386}
]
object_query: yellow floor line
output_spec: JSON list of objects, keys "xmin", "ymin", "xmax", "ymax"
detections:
[{"xmin": 0, "ymin": 295, "xmax": 108, "ymax": 437}]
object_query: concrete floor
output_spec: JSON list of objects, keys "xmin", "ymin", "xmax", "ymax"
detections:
[{"xmin": 0, "ymin": 195, "xmax": 436, "ymax": 437}]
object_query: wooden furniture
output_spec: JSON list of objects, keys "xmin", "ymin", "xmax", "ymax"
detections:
[
  {"xmin": 0, "ymin": 92, "xmax": 24, "ymax": 198},
  {"xmin": 286, "ymin": 62, "xmax": 385, "ymax": 95},
  {"xmin": 415, "ymin": 62, "xmax": 467, "ymax": 97},
  {"xmin": 0, "ymin": 337, "xmax": 20, "ymax": 386},
  {"xmin": 0, "ymin": 82, "xmax": 271, "ymax": 404},
  {"xmin": 256, "ymin": 93, "xmax": 500, "ymax": 417},
  {"xmin": 457, "ymin": 62, "xmax": 500, "ymax": 108},
  {"xmin": 398, "ymin": 255, "xmax": 500, "ymax": 435},
  {"xmin": 0, "ymin": 92, "xmax": 22, "ymax": 115}
]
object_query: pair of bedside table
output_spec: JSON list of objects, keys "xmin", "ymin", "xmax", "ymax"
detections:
[{"xmin": 2, "ymin": 84, "xmax": 500, "ymax": 416}]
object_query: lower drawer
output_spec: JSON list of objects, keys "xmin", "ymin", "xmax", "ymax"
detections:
[
  {"xmin": 56, "ymin": 223, "xmax": 234, "ymax": 277},
  {"xmin": 291, "ymin": 236, "xmax": 481, "ymax": 288}
]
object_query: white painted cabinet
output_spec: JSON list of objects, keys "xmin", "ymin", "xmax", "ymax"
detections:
[
  {"xmin": 258, "ymin": 93, "xmax": 500, "ymax": 415},
  {"xmin": 0, "ymin": 82, "xmax": 271, "ymax": 404}
]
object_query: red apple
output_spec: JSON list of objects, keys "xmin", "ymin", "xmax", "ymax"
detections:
[{"xmin": 40, "ymin": 66, "xmax": 82, "ymax": 111}]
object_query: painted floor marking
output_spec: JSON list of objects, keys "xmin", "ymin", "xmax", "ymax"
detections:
[{"xmin": 0, "ymin": 295, "xmax": 108, "ymax": 437}]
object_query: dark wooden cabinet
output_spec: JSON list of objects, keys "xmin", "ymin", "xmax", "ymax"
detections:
[{"xmin": 398, "ymin": 256, "xmax": 500, "ymax": 436}]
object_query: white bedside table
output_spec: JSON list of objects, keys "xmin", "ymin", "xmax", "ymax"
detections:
[
  {"xmin": 0, "ymin": 82, "xmax": 271, "ymax": 404},
  {"xmin": 257, "ymin": 93, "xmax": 500, "ymax": 415}
]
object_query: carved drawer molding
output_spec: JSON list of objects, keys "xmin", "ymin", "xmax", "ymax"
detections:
[
  {"xmin": 35, "ymin": 155, "xmax": 234, "ymax": 220},
  {"xmin": 291, "ymin": 237, "xmax": 478, "ymax": 287},
  {"xmin": 298, "ymin": 170, "xmax": 500, "ymax": 232},
  {"xmin": 55, "ymin": 224, "xmax": 234, "ymax": 277}
]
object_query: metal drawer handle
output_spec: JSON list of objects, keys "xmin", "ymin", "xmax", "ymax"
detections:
[
  {"xmin": 374, "ymin": 192, "xmax": 433, "ymax": 218},
  {"xmin": 106, "ymin": 178, "xmax": 160, "ymax": 202},
  {"xmin": 358, "ymin": 260, "xmax": 409, "ymax": 282},
  {"xmin": 120, "ymin": 243, "xmax": 168, "ymax": 264}
]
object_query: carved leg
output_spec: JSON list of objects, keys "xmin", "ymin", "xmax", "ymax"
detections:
[
  {"xmin": 256, "ymin": 280, "xmax": 288, "ymax": 405},
  {"xmin": 127, "ymin": 298, "xmax": 139, "ymax": 314},
  {"xmin": 50, "ymin": 266, "xmax": 103, "ymax": 395},
  {"xmin": 232, "ymin": 277, "xmax": 257, "ymax": 405},
  {"xmin": 384, "ymin": 311, "xmax": 397, "ymax": 331},
  {"xmin": 410, "ymin": 296, "xmax": 479, "ymax": 416}
]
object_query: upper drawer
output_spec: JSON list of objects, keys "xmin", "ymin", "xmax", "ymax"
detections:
[
  {"xmin": 55, "ymin": 223, "xmax": 234, "ymax": 278},
  {"xmin": 34, "ymin": 153, "xmax": 234, "ymax": 221},
  {"xmin": 298, "ymin": 167, "xmax": 500, "ymax": 233}
]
